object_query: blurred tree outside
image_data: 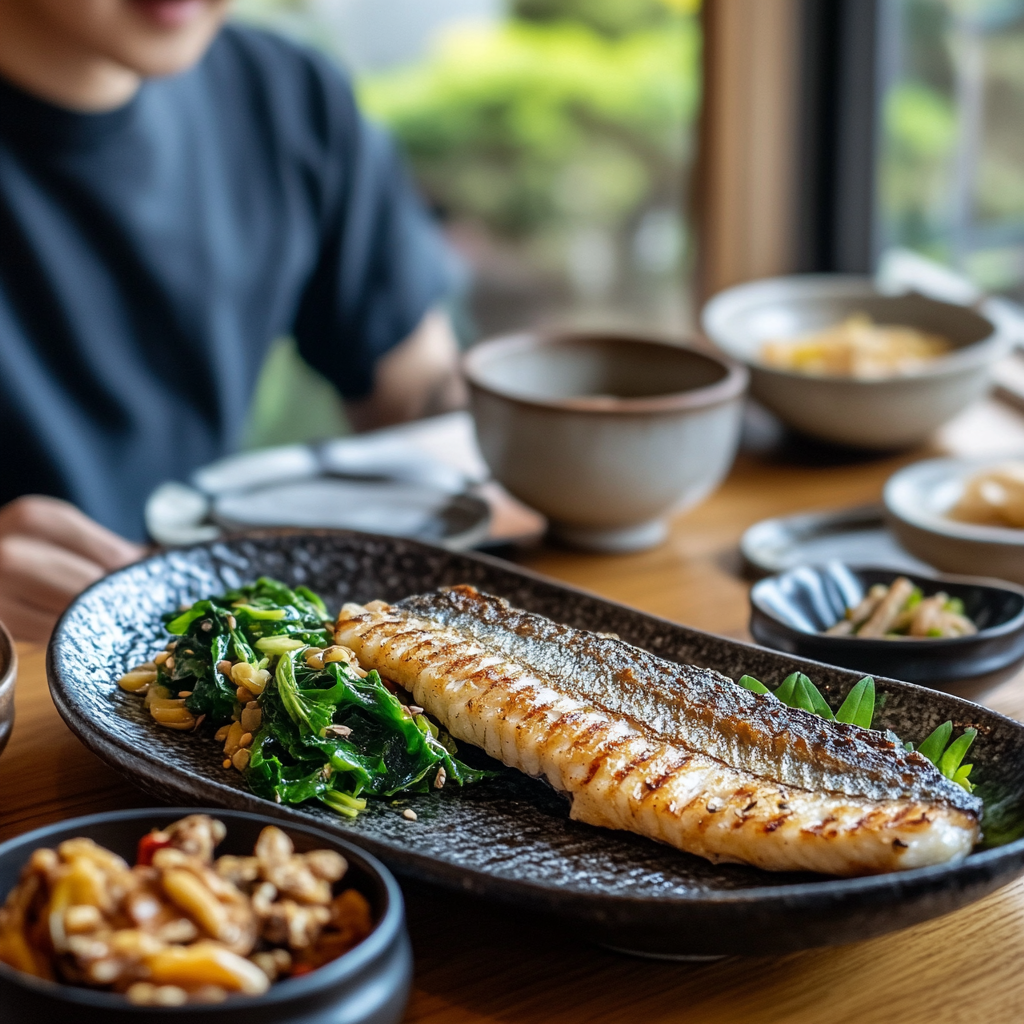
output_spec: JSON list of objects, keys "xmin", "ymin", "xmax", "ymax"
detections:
[
  {"xmin": 878, "ymin": 0, "xmax": 1024, "ymax": 299},
  {"xmin": 233, "ymin": 0, "xmax": 701, "ymax": 448}
]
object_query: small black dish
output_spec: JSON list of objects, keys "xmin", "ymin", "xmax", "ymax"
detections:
[
  {"xmin": 0, "ymin": 808, "xmax": 411, "ymax": 1024},
  {"xmin": 750, "ymin": 563, "xmax": 1024, "ymax": 699}
]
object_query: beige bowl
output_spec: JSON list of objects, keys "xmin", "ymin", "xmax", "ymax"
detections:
[
  {"xmin": 463, "ymin": 332, "xmax": 748, "ymax": 552},
  {"xmin": 702, "ymin": 275, "xmax": 1017, "ymax": 449},
  {"xmin": 0, "ymin": 621, "xmax": 15, "ymax": 758}
]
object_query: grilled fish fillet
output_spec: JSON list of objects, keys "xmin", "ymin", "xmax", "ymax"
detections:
[{"xmin": 335, "ymin": 586, "xmax": 982, "ymax": 876}]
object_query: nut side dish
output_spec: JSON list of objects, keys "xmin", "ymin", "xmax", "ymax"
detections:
[
  {"xmin": 950, "ymin": 462, "xmax": 1024, "ymax": 529},
  {"xmin": 760, "ymin": 314, "xmax": 952, "ymax": 378},
  {"xmin": 824, "ymin": 577, "xmax": 977, "ymax": 638},
  {"xmin": 0, "ymin": 815, "xmax": 372, "ymax": 1006}
]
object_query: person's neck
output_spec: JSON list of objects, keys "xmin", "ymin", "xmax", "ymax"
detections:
[{"xmin": 0, "ymin": 6, "xmax": 139, "ymax": 112}]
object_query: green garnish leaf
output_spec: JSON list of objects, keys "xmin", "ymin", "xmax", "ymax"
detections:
[
  {"xmin": 945, "ymin": 596, "xmax": 965, "ymax": 616},
  {"xmin": 737, "ymin": 675, "xmax": 771, "ymax": 694},
  {"xmin": 916, "ymin": 721, "xmax": 953, "ymax": 765},
  {"xmin": 835, "ymin": 677, "xmax": 875, "ymax": 729},
  {"xmin": 774, "ymin": 673, "xmax": 833, "ymax": 720},
  {"xmin": 938, "ymin": 728, "xmax": 977, "ymax": 780},
  {"xmin": 906, "ymin": 588, "xmax": 923, "ymax": 611},
  {"xmin": 775, "ymin": 672, "xmax": 800, "ymax": 705}
]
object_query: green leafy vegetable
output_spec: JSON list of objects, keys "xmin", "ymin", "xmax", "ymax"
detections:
[{"xmin": 148, "ymin": 577, "xmax": 492, "ymax": 818}]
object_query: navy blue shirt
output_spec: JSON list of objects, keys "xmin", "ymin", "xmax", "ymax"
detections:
[{"xmin": 0, "ymin": 26, "xmax": 451, "ymax": 539}]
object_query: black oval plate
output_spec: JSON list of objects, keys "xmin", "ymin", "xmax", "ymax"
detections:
[{"xmin": 47, "ymin": 530, "xmax": 1024, "ymax": 957}]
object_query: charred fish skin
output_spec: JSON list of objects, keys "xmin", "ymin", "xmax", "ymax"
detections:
[
  {"xmin": 334, "ymin": 588, "xmax": 981, "ymax": 877},
  {"xmin": 397, "ymin": 587, "xmax": 980, "ymax": 815}
]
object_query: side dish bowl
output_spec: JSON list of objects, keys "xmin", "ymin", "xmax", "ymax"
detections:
[
  {"xmin": 701, "ymin": 275, "xmax": 1015, "ymax": 449},
  {"xmin": 0, "ymin": 620, "xmax": 15, "ymax": 759},
  {"xmin": 749, "ymin": 563, "xmax": 1024, "ymax": 699},
  {"xmin": 0, "ymin": 808, "xmax": 411, "ymax": 1024},
  {"xmin": 885, "ymin": 458, "xmax": 1024, "ymax": 584},
  {"xmin": 464, "ymin": 331, "xmax": 747, "ymax": 552}
]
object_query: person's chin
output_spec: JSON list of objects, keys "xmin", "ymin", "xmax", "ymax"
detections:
[{"xmin": 117, "ymin": 0, "xmax": 227, "ymax": 76}]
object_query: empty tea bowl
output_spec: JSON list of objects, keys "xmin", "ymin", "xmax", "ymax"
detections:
[{"xmin": 463, "ymin": 332, "xmax": 748, "ymax": 552}]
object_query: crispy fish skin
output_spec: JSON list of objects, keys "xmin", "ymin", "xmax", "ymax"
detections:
[{"xmin": 335, "ymin": 587, "xmax": 981, "ymax": 876}]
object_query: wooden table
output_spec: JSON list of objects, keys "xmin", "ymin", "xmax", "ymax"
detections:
[{"xmin": 5, "ymin": 399, "xmax": 1024, "ymax": 1023}]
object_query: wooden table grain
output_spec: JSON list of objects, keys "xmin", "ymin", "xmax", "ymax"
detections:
[{"xmin": 5, "ymin": 399, "xmax": 1024, "ymax": 1024}]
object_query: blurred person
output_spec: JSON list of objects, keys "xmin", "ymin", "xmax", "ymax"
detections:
[{"xmin": 0, "ymin": 0, "xmax": 466, "ymax": 641}]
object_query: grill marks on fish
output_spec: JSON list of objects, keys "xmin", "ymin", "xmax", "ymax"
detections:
[
  {"xmin": 397, "ymin": 587, "xmax": 977, "ymax": 815},
  {"xmin": 334, "ymin": 587, "xmax": 981, "ymax": 876}
]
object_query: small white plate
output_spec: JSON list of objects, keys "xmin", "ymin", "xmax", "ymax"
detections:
[{"xmin": 884, "ymin": 458, "xmax": 1024, "ymax": 583}]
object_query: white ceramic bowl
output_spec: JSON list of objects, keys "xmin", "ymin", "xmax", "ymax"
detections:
[
  {"xmin": 701, "ymin": 275, "xmax": 1017, "ymax": 449},
  {"xmin": 884, "ymin": 457, "xmax": 1024, "ymax": 583},
  {"xmin": 463, "ymin": 332, "xmax": 748, "ymax": 552}
]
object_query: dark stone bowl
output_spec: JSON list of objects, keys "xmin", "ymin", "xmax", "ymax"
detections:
[
  {"xmin": 45, "ymin": 530, "xmax": 1024, "ymax": 957},
  {"xmin": 0, "ymin": 808, "xmax": 411, "ymax": 1024},
  {"xmin": 0, "ymin": 620, "xmax": 15, "ymax": 758},
  {"xmin": 750, "ymin": 563, "xmax": 1024, "ymax": 699}
]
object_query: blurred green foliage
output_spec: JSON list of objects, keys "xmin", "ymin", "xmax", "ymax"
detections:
[
  {"xmin": 358, "ymin": 5, "xmax": 699, "ymax": 262},
  {"xmin": 878, "ymin": 0, "xmax": 1024, "ymax": 293}
]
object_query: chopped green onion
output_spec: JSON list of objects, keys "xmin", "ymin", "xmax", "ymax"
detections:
[
  {"xmin": 320, "ymin": 790, "xmax": 368, "ymax": 818},
  {"xmin": 256, "ymin": 636, "xmax": 306, "ymax": 655},
  {"xmin": 232, "ymin": 604, "xmax": 287, "ymax": 620}
]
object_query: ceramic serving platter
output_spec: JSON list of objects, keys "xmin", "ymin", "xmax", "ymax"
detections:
[{"xmin": 48, "ymin": 531, "xmax": 1024, "ymax": 957}]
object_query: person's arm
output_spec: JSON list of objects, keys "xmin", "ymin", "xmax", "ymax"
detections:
[
  {"xmin": 0, "ymin": 496, "xmax": 145, "ymax": 643},
  {"xmin": 345, "ymin": 308, "xmax": 466, "ymax": 433}
]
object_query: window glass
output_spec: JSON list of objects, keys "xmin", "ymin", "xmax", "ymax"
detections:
[
  {"xmin": 877, "ymin": 0, "xmax": 1024, "ymax": 301},
  {"xmin": 234, "ymin": 0, "xmax": 701, "ymax": 337}
]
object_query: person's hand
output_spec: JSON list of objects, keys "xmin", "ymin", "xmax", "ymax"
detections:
[{"xmin": 0, "ymin": 496, "xmax": 146, "ymax": 643}]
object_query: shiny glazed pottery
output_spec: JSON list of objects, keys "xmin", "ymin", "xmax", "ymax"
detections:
[{"xmin": 463, "ymin": 332, "xmax": 747, "ymax": 552}]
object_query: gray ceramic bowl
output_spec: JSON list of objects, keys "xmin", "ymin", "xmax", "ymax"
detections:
[
  {"xmin": 0, "ymin": 808, "xmax": 411, "ymax": 1024},
  {"xmin": 885, "ymin": 458, "xmax": 1024, "ymax": 584},
  {"xmin": 0, "ymin": 620, "xmax": 15, "ymax": 758},
  {"xmin": 701, "ymin": 275, "xmax": 1016, "ymax": 449},
  {"xmin": 463, "ymin": 332, "xmax": 748, "ymax": 552}
]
